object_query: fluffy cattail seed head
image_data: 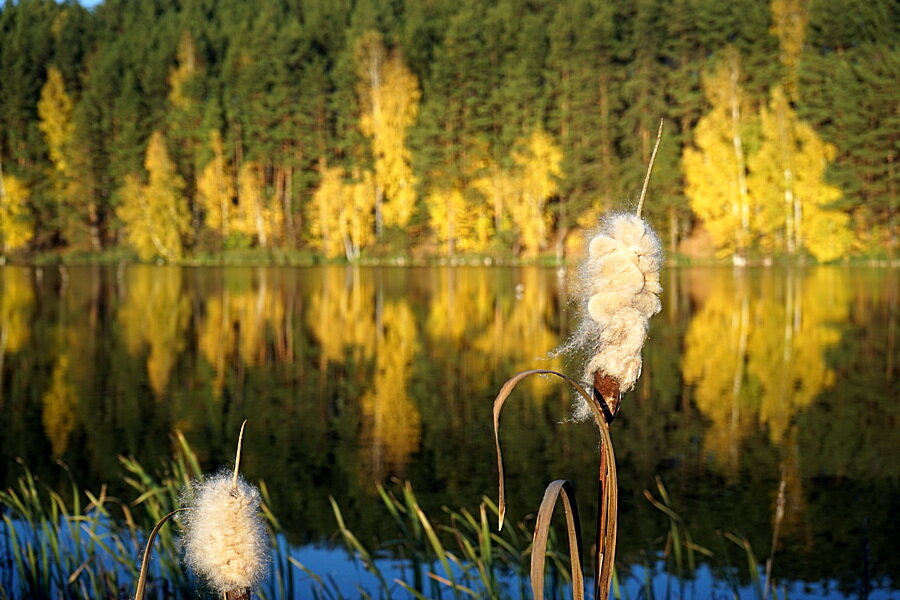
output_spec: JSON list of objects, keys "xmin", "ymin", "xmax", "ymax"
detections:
[
  {"xmin": 564, "ymin": 212, "xmax": 663, "ymax": 420},
  {"xmin": 182, "ymin": 474, "xmax": 270, "ymax": 595}
]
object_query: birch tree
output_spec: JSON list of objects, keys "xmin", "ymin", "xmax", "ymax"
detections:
[{"xmin": 116, "ymin": 132, "xmax": 192, "ymax": 261}]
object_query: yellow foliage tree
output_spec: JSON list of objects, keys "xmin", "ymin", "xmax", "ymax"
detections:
[
  {"xmin": 346, "ymin": 169, "xmax": 376, "ymax": 259},
  {"xmin": 508, "ymin": 129, "xmax": 563, "ymax": 256},
  {"xmin": 38, "ymin": 67, "xmax": 75, "ymax": 174},
  {"xmin": 236, "ymin": 161, "xmax": 283, "ymax": 248},
  {"xmin": 38, "ymin": 66, "xmax": 87, "ymax": 246},
  {"xmin": 749, "ymin": 87, "xmax": 851, "ymax": 261},
  {"xmin": 682, "ymin": 50, "xmax": 753, "ymax": 261},
  {"xmin": 426, "ymin": 186, "xmax": 491, "ymax": 255},
  {"xmin": 197, "ymin": 130, "xmax": 235, "ymax": 240},
  {"xmin": 168, "ymin": 31, "xmax": 200, "ymax": 110},
  {"xmin": 0, "ymin": 172, "xmax": 33, "ymax": 252},
  {"xmin": 308, "ymin": 166, "xmax": 349, "ymax": 259},
  {"xmin": 472, "ymin": 163, "xmax": 515, "ymax": 239},
  {"xmin": 355, "ymin": 31, "xmax": 420, "ymax": 231},
  {"xmin": 308, "ymin": 166, "xmax": 375, "ymax": 260},
  {"xmin": 786, "ymin": 127, "xmax": 852, "ymax": 262},
  {"xmin": 116, "ymin": 131, "xmax": 192, "ymax": 261}
]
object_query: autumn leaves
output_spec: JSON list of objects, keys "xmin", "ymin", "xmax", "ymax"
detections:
[{"xmin": 682, "ymin": 53, "xmax": 851, "ymax": 263}]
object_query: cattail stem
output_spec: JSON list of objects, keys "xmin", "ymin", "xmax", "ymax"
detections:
[
  {"xmin": 592, "ymin": 381, "xmax": 614, "ymax": 599},
  {"xmin": 636, "ymin": 119, "xmax": 664, "ymax": 219},
  {"xmin": 233, "ymin": 420, "xmax": 247, "ymax": 489}
]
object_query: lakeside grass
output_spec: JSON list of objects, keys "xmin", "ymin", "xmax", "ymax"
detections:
[
  {"xmin": 0, "ymin": 431, "xmax": 802, "ymax": 600},
  {"xmin": 0, "ymin": 433, "xmax": 547, "ymax": 600}
]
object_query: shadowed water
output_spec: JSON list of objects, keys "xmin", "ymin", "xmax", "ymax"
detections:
[{"xmin": 0, "ymin": 264, "xmax": 896, "ymax": 597}]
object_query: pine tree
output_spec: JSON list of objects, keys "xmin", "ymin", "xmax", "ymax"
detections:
[
  {"xmin": 545, "ymin": 0, "xmax": 620, "ymax": 239},
  {"xmin": 799, "ymin": 0, "xmax": 898, "ymax": 256}
]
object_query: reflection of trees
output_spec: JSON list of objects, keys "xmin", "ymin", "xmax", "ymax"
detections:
[
  {"xmin": 0, "ymin": 267, "xmax": 34, "ymax": 368},
  {"xmin": 118, "ymin": 266, "xmax": 190, "ymax": 395},
  {"xmin": 682, "ymin": 271, "xmax": 752, "ymax": 472},
  {"xmin": 683, "ymin": 268, "xmax": 848, "ymax": 472},
  {"xmin": 427, "ymin": 267, "xmax": 563, "ymax": 397},
  {"xmin": 42, "ymin": 355, "xmax": 77, "ymax": 456},
  {"xmin": 308, "ymin": 266, "xmax": 377, "ymax": 368},
  {"xmin": 360, "ymin": 301, "xmax": 421, "ymax": 481},
  {"xmin": 473, "ymin": 267, "xmax": 563, "ymax": 397},
  {"xmin": 426, "ymin": 268, "xmax": 494, "ymax": 347},
  {"xmin": 748, "ymin": 269, "xmax": 848, "ymax": 445},
  {"xmin": 199, "ymin": 269, "xmax": 289, "ymax": 396}
]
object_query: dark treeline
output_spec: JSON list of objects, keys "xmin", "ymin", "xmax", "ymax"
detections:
[{"xmin": 0, "ymin": 0, "xmax": 896, "ymax": 262}]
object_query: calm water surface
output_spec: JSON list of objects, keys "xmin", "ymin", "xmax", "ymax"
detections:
[{"xmin": 0, "ymin": 265, "xmax": 896, "ymax": 597}]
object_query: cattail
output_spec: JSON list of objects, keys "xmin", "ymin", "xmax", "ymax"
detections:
[
  {"xmin": 565, "ymin": 122, "xmax": 665, "ymax": 422},
  {"xmin": 181, "ymin": 422, "xmax": 270, "ymax": 597},
  {"xmin": 580, "ymin": 213, "xmax": 663, "ymax": 413},
  {"xmin": 181, "ymin": 474, "xmax": 270, "ymax": 596}
]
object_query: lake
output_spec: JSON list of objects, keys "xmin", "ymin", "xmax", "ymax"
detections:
[{"xmin": 0, "ymin": 264, "xmax": 896, "ymax": 598}]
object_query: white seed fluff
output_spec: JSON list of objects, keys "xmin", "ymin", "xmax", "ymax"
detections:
[
  {"xmin": 566, "ymin": 212, "xmax": 663, "ymax": 419},
  {"xmin": 182, "ymin": 474, "xmax": 270, "ymax": 594}
]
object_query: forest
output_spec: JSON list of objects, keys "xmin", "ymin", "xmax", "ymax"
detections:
[{"xmin": 0, "ymin": 0, "xmax": 896, "ymax": 263}]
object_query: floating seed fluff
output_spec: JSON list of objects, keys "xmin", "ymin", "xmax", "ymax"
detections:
[
  {"xmin": 182, "ymin": 474, "xmax": 270, "ymax": 595},
  {"xmin": 571, "ymin": 212, "xmax": 663, "ymax": 420}
]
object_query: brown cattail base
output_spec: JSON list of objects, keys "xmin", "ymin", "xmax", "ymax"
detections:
[
  {"xmin": 593, "ymin": 371, "xmax": 621, "ymax": 424},
  {"xmin": 226, "ymin": 589, "xmax": 250, "ymax": 600}
]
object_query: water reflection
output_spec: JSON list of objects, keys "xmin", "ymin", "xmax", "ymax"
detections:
[
  {"xmin": 0, "ymin": 267, "xmax": 33, "ymax": 361},
  {"xmin": 360, "ymin": 300, "xmax": 421, "ymax": 481},
  {"xmin": 683, "ymin": 268, "xmax": 850, "ymax": 471},
  {"xmin": 0, "ymin": 264, "xmax": 895, "ymax": 591},
  {"xmin": 118, "ymin": 266, "xmax": 190, "ymax": 395}
]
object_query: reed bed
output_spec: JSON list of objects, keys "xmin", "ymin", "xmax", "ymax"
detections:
[{"xmin": 1, "ymin": 439, "xmax": 782, "ymax": 600}]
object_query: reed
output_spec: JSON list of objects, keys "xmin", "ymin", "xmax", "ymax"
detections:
[
  {"xmin": 321, "ymin": 480, "xmax": 551, "ymax": 600},
  {"xmin": 642, "ymin": 476, "xmax": 790, "ymax": 600},
  {"xmin": 0, "ymin": 447, "xmax": 197, "ymax": 599},
  {"xmin": 2, "ymin": 450, "xmax": 778, "ymax": 599}
]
